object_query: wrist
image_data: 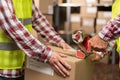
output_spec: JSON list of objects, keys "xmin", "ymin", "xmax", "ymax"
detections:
[
  {"xmin": 46, "ymin": 49, "xmax": 52, "ymax": 63},
  {"xmin": 95, "ymin": 51, "xmax": 104, "ymax": 58},
  {"xmin": 58, "ymin": 41, "xmax": 65, "ymax": 47},
  {"xmin": 98, "ymin": 32, "xmax": 108, "ymax": 42},
  {"xmin": 41, "ymin": 47, "xmax": 52, "ymax": 63}
]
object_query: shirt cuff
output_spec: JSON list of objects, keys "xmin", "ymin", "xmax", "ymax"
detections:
[
  {"xmin": 40, "ymin": 47, "xmax": 52, "ymax": 63},
  {"xmin": 45, "ymin": 49, "xmax": 52, "ymax": 63},
  {"xmin": 57, "ymin": 39, "xmax": 65, "ymax": 47},
  {"xmin": 98, "ymin": 31, "xmax": 109, "ymax": 41}
]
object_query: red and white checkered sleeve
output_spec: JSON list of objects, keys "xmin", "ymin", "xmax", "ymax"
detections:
[
  {"xmin": 32, "ymin": 1, "xmax": 65, "ymax": 46},
  {"xmin": 98, "ymin": 14, "xmax": 120, "ymax": 41},
  {"xmin": 0, "ymin": 0, "xmax": 52, "ymax": 62}
]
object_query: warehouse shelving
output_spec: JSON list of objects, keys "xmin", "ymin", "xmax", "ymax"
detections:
[
  {"xmin": 55, "ymin": 1, "xmax": 112, "ymax": 44},
  {"xmin": 54, "ymin": 0, "xmax": 118, "ymax": 65}
]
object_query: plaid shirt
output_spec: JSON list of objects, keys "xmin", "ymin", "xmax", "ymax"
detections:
[
  {"xmin": 98, "ymin": 14, "xmax": 120, "ymax": 41},
  {"xmin": 0, "ymin": 0, "xmax": 64, "ymax": 78}
]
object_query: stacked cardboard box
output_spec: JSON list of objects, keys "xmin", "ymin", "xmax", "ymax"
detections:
[
  {"xmin": 25, "ymin": 46, "xmax": 94, "ymax": 80},
  {"xmin": 69, "ymin": 0, "xmax": 98, "ymax": 4},
  {"xmin": 99, "ymin": 0, "xmax": 114, "ymax": 4},
  {"xmin": 80, "ymin": 6, "xmax": 97, "ymax": 18},
  {"xmin": 70, "ymin": 0, "xmax": 86, "ymax": 4},
  {"xmin": 39, "ymin": 0, "xmax": 54, "ymax": 14},
  {"xmin": 64, "ymin": 14, "xmax": 82, "ymax": 33},
  {"xmin": 65, "ymin": 0, "xmax": 113, "ymax": 4},
  {"xmin": 85, "ymin": 0, "xmax": 98, "ymax": 4},
  {"xmin": 82, "ymin": 17, "xmax": 95, "ymax": 34},
  {"xmin": 36, "ymin": 0, "xmax": 54, "ymax": 26},
  {"xmin": 96, "ymin": 11, "xmax": 111, "ymax": 33},
  {"xmin": 80, "ymin": 6, "xmax": 97, "ymax": 34},
  {"xmin": 58, "ymin": 0, "xmax": 63, "ymax": 4}
]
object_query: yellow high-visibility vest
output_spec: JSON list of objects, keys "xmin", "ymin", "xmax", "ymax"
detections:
[
  {"xmin": 0, "ymin": 0, "xmax": 32, "ymax": 69},
  {"xmin": 112, "ymin": 0, "xmax": 120, "ymax": 68}
]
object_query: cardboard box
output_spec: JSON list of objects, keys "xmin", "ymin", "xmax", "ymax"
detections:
[
  {"xmin": 80, "ymin": 6, "xmax": 97, "ymax": 18},
  {"xmin": 64, "ymin": 14, "xmax": 82, "ymax": 33},
  {"xmin": 71, "ymin": 14, "xmax": 82, "ymax": 33},
  {"xmin": 86, "ymin": 0, "xmax": 98, "ymax": 4},
  {"xmin": 96, "ymin": 11, "xmax": 111, "ymax": 33},
  {"xmin": 81, "ymin": 17, "xmax": 95, "ymax": 34},
  {"xmin": 71, "ymin": 22, "xmax": 82, "ymax": 33},
  {"xmin": 25, "ymin": 46, "xmax": 94, "ymax": 80},
  {"xmin": 70, "ymin": 0, "xmax": 98, "ymax": 4},
  {"xmin": 70, "ymin": 0, "xmax": 86, "ymax": 4},
  {"xmin": 96, "ymin": 18, "xmax": 109, "ymax": 33},
  {"xmin": 39, "ymin": 0, "xmax": 54, "ymax": 14},
  {"xmin": 58, "ymin": 0, "xmax": 63, "ymax": 4},
  {"xmin": 99, "ymin": 54, "xmax": 110, "ymax": 64},
  {"xmin": 44, "ymin": 14, "xmax": 53, "ymax": 25},
  {"xmin": 99, "ymin": 0, "xmax": 113, "ymax": 4},
  {"xmin": 97, "ymin": 11, "xmax": 111, "ymax": 19}
]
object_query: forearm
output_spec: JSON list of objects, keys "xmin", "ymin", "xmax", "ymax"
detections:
[
  {"xmin": 98, "ymin": 14, "xmax": 120, "ymax": 41},
  {"xmin": 32, "ymin": 1, "xmax": 65, "ymax": 46},
  {"xmin": 0, "ymin": 0, "xmax": 52, "ymax": 62}
]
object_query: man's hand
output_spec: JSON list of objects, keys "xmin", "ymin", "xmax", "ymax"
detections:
[
  {"xmin": 88, "ymin": 35, "xmax": 108, "ymax": 61},
  {"xmin": 88, "ymin": 35, "xmax": 108, "ymax": 51},
  {"xmin": 48, "ymin": 51, "xmax": 71, "ymax": 78},
  {"xmin": 59, "ymin": 42, "xmax": 73, "ymax": 50},
  {"xmin": 91, "ymin": 50, "xmax": 103, "ymax": 61}
]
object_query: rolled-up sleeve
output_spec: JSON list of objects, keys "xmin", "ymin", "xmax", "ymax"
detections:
[
  {"xmin": 0, "ymin": 0, "xmax": 52, "ymax": 62},
  {"xmin": 98, "ymin": 14, "xmax": 120, "ymax": 41}
]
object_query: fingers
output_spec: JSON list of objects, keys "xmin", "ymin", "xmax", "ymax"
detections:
[
  {"xmin": 56, "ymin": 61, "xmax": 70, "ymax": 77},
  {"xmin": 91, "ymin": 50, "xmax": 102, "ymax": 61},
  {"xmin": 89, "ymin": 35, "xmax": 108, "ymax": 50},
  {"xmin": 59, "ymin": 53, "xmax": 67, "ymax": 57},
  {"xmin": 54, "ymin": 63, "xmax": 66, "ymax": 77},
  {"xmin": 60, "ymin": 58, "xmax": 71, "ymax": 70},
  {"xmin": 60, "ymin": 42, "xmax": 73, "ymax": 50},
  {"xmin": 48, "ymin": 51, "xmax": 71, "ymax": 78}
]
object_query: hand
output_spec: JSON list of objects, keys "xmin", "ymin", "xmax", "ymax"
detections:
[
  {"xmin": 88, "ymin": 35, "xmax": 108, "ymax": 51},
  {"xmin": 91, "ymin": 50, "xmax": 102, "ymax": 61},
  {"xmin": 59, "ymin": 42, "xmax": 73, "ymax": 50},
  {"xmin": 48, "ymin": 51, "xmax": 71, "ymax": 78}
]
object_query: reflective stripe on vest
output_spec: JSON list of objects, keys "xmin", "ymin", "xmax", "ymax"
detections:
[
  {"xmin": 0, "ymin": 0, "xmax": 32, "ymax": 69},
  {"xmin": 0, "ymin": 43, "xmax": 19, "ymax": 50},
  {"xmin": 19, "ymin": 18, "xmax": 32, "ymax": 26}
]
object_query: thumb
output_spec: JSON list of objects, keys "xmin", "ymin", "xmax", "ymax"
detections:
[{"xmin": 91, "ymin": 51, "xmax": 101, "ymax": 61}]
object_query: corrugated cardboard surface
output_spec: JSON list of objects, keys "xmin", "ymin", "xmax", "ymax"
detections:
[
  {"xmin": 64, "ymin": 14, "xmax": 82, "ymax": 33},
  {"xmin": 80, "ymin": 6, "xmax": 97, "ymax": 18},
  {"xmin": 99, "ymin": 0, "xmax": 113, "ymax": 4},
  {"xmin": 71, "ymin": 0, "xmax": 86, "ymax": 4},
  {"xmin": 58, "ymin": 0, "xmax": 63, "ymax": 4},
  {"xmin": 81, "ymin": 17, "xmax": 95, "ymax": 34},
  {"xmin": 39, "ymin": 0, "xmax": 54, "ymax": 14},
  {"xmin": 86, "ymin": 0, "xmax": 98, "ymax": 4},
  {"xmin": 70, "ymin": 0, "xmax": 98, "ymax": 4},
  {"xmin": 97, "ymin": 11, "xmax": 111, "ymax": 19},
  {"xmin": 25, "ymin": 46, "xmax": 94, "ymax": 80},
  {"xmin": 96, "ymin": 18, "xmax": 109, "ymax": 33},
  {"xmin": 25, "ymin": 56, "xmax": 93, "ymax": 80}
]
